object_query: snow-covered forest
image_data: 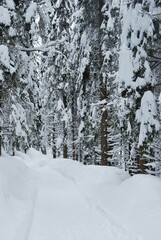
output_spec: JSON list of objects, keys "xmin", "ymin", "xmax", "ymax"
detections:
[
  {"xmin": 1, "ymin": 1, "xmax": 161, "ymax": 240},
  {"xmin": 1, "ymin": 0, "xmax": 161, "ymax": 175}
]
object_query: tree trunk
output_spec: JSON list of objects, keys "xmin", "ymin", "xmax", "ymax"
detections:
[
  {"xmin": 101, "ymin": 108, "xmax": 108, "ymax": 165},
  {"xmin": 0, "ymin": 83, "xmax": 2, "ymax": 156},
  {"xmin": 0, "ymin": 124, "xmax": 1, "ymax": 157},
  {"xmin": 12, "ymin": 140, "xmax": 15, "ymax": 156},
  {"xmin": 63, "ymin": 122, "xmax": 67, "ymax": 158},
  {"xmin": 137, "ymin": 146, "xmax": 146, "ymax": 174},
  {"xmin": 62, "ymin": 91, "xmax": 68, "ymax": 158},
  {"xmin": 100, "ymin": 82, "xmax": 110, "ymax": 166},
  {"xmin": 52, "ymin": 126, "xmax": 56, "ymax": 158},
  {"xmin": 98, "ymin": 0, "xmax": 109, "ymax": 166},
  {"xmin": 71, "ymin": 80, "xmax": 78, "ymax": 160}
]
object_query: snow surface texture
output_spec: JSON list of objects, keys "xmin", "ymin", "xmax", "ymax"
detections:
[{"xmin": 0, "ymin": 149, "xmax": 161, "ymax": 240}]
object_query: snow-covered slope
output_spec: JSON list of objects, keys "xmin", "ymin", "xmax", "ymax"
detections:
[{"xmin": 0, "ymin": 149, "xmax": 161, "ymax": 240}]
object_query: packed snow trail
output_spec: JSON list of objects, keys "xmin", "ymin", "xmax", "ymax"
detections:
[{"xmin": 19, "ymin": 152, "xmax": 140, "ymax": 240}]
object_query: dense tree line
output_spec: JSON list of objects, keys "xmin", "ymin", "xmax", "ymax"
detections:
[{"xmin": 1, "ymin": 0, "xmax": 161, "ymax": 175}]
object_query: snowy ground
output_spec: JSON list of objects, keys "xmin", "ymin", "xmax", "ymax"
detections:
[{"xmin": 0, "ymin": 149, "xmax": 161, "ymax": 240}]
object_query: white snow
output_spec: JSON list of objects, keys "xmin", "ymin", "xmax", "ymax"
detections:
[
  {"xmin": 25, "ymin": 2, "xmax": 37, "ymax": 23},
  {"xmin": 0, "ymin": 154, "xmax": 36, "ymax": 240},
  {"xmin": 119, "ymin": 3, "xmax": 154, "ymax": 89},
  {"xmin": 8, "ymin": 27, "xmax": 17, "ymax": 37},
  {"xmin": 0, "ymin": 149, "xmax": 161, "ymax": 240},
  {"xmin": 56, "ymin": 0, "xmax": 63, "ymax": 8},
  {"xmin": 119, "ymin": 44, "xmax": 134, "ymax": 89},
  {"xmin": 5, "ymin": 0, "xmax": 15, "ymax": 10},
  {"xmin": 0, "ymin": 70, "xmax": 4, "ymax": 81},
  {"xmin": 0, "ymin": 45, "xmax": 10, "ymax": 69},
  {"xmin": 57, "ymin": 99, "xmax": 64, "ymax": 110},
  {"xmin": 11, "ymin": 103, "xmax": 28, "ymax": 138},
  {"xmin": 111, "ymin": 175, "xmax": 161, "ymax": 240},
  {"xmin": 0, "ymin": 6, "xmax": 11, "ymax": 26},
  {"xmin": 136, "ymin": 91, "xmax": 160, "ymax": 145}
]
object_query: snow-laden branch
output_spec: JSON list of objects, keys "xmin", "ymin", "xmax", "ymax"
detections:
[
  {"xmin": 37, "ymin": 1, "xmax": 46, "ymax": 5},
  {"xmin": 91, "ymin": 99, "xmax": 107, "ymax": 107},
  {"xmin": 121, "ymin": 1, "xmax": 161, "ymax": 16},
  {"xmin": 121, "ymin": 1, "xmax": 132, "ymax": 5},
  {"xmin": 137, "ymin": 4, "xmax": 161, "ymax": 17},
  {"xmin": 17, "ymin": 41, "xmax": 56, "ymax": 52},
  {"xmin": 17, "ymin": 41, "xmax": 68, "ymax": 60}
]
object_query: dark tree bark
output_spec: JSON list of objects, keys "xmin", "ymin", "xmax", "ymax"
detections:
[
  {"xmin": 98, "ymin": 0, "xmax": 110, "ymax": 166},
  {"xmin": 62, "ymin": 91, "xmax": 68, "ymax": 158},
  {"xmin": 52, "ymin": 126, "xmax": 56, "ymax": 158},
  {"xmin": 100, "ymin": 106, "xmax": 108, "ymax": 165},
  {"xmin": 71, "ymin": 81, "xmax": 78, "ymax": 160},
  {"xmin": 0, "ymin": 83, "xmax": 2, "ymax": 157}
]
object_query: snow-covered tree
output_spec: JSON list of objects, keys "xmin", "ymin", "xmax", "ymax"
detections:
[
  {"xmin": 0, "ymin": 0, "xmax": 40, "ymax": 155},
  {"xmin": 118, "ymin": 0, "xmax": 160, "ymax": 174}
]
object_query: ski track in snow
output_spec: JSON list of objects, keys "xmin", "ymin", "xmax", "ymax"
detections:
[{"xmin": 19, "ymin": 155, "xmax": 141, "ymax": 240}]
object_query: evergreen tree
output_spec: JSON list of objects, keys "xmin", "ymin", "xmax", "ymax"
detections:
[{"xmin": 118, "ymin": 0, "xmax": 159, "ymax": 174}]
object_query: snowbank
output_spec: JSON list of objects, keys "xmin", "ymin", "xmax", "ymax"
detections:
[
  {"xmin": 105, "ymin": 174, "xmax": 161, "ymax": 240},
  {"xmin": 75, "ymin": 164, "xmax": 161, "ymax": 240},
  {"xmin": 36, "ymin": 153, "xmax": 161, "ymax": 240},
  {"xmin": 0, "ymin": 155, "xmax": 36, "ymax": 240}
]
